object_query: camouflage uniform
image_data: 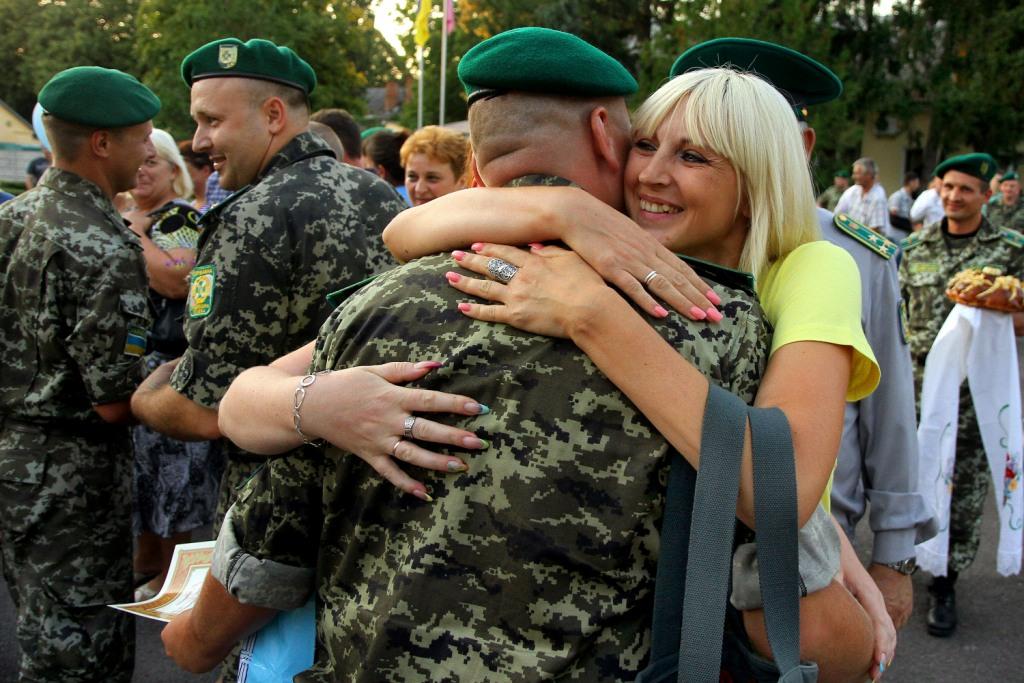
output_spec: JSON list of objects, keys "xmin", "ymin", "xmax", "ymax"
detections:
[
  {"xmin": 900, "ymin": 216, "xmax": 1024, "ymax": 572},
  {"xmin": 0, "ymin": 167, "xmax": 151, "ymax": 682},
  {"xmin": 169, "ymin": 131, "xmax": 402, "ymax": 530},
  {"xmin": 212, "ymin": 173, "xmax": 767, "ymax": 681},
  {"xmin": 987, "ymin": 199, "xmax": 1024, "ymax": 232},
  {"xmin": 817, "ymin": 184, "xmax": 844, "ymax": 213}
]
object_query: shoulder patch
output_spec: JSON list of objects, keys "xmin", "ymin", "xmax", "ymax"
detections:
[
  {"xmin": 834, "ymin": 213, "xmax": 896, "ymax": 260},
  {"xmin": 900, "ymin": 229, "xmax": 926, "ymax": 252},
  {"xmin": 676, "ymin": 254, "xmax": 756, "ymax": 297},
  {"xmin": 999, "ymin": 227, "xmax": 1024, "ymax": 249}
]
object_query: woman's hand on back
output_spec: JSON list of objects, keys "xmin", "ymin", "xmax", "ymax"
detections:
[{"xmin": 444, "ymin": 243, "xmax": 615, "ymax": 338}]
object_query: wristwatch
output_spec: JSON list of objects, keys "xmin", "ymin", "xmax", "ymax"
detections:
[{"xmin": 878, "ymin": 557, "xmax": 917, "ymax": 575}]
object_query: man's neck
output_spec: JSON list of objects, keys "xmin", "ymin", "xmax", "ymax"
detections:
[
  {"xmin": 947, "ymin": 213, "xmax": 983, "ymax": 235},
  {"xmin": 53, "ymin": 160, "xmax": 114, "ymax": 199},
  {"xmin": 860, "ymin": 179, "xmax": 874, "ymax": 193}
]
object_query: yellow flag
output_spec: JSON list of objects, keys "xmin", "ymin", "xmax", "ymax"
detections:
[{"xmin": 414, "ymin": 1, "xmax": 431, "ymax": 47}]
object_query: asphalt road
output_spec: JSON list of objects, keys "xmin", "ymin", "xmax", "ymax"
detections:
[{"xmin": 1, "ymin": 490, "xmax": 1019, "ymax": 682}]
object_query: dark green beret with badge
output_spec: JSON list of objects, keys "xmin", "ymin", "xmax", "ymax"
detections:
[
  {"xmin": 934, "ymin": 152, "xmax": 998, "ymax": 183},
  {"xmin": 458, "ymin": 27, "xmax": 637, "ymax": 106},
  {"xmin": 1003, "ymin": 171, "xmax": 1019, "ymax": 182},
  {"xmin": 669, "ymin": 37, "xmax": 842, "ymax": 119},
  {"xmin": 181, "ymin": 37, "xmax": 316, "ymax": 95},
  {"xmin": 39, "ymin": 66, "xmax": 160, "ymax": 128}
]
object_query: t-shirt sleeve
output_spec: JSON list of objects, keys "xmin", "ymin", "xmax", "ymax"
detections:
[{"xmin": 760, "ymin": 241, "xmax": 880, "ymax": 401}]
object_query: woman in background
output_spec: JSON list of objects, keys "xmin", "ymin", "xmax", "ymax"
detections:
[{"xmin": 400, "ymin": 125, "xmax": 469, "ymax": 206}]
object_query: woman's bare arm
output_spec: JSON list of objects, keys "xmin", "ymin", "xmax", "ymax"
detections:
[
  {"xmin": 383, "ymin": 186, "xmax": 718, "ymax": 319},
  {"xmin": 448, "ymin": 244, "xmax": 848, "ymax": 526},
  {"xmin": 217, "ymin": 341, "xmax": 492, "ymax": 499}
]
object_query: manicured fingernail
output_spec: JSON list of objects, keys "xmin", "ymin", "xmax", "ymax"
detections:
[
  {"xmin": 412, "ymin": 489, "xmax": 433, "ymax": 502},
  {"xmin": 706, "ymin": 289, "xmax": 721, "ymax": 306},
  {"xmin": 878, "ymin": 656, "xmax": 886, "ymax": 674},
  {"xmin": 689, "ymin": 305, "xmax": 707, "ymax": 320},
  {"xmin": 445, "ymin": 271, "xmax": 461, "ymax": 283},
  {"xmin": 706, "ymin": 307, "xmax": 723, "ymax": 322},
  {"xmin": 458, "ymin": 302, "xmax": 471, "ymax": 312},
  {"xmin": 452, "ymin": 250, "xmax": 466, "ymax": 261},
  {"xmin": 462, "ymin": 435, "xmax": 488, "ymax": 448},
  {"xmin": 447, "ymin": 460, "xmax": 468, "ymax": 472},
  {"xmin": 653, "ymin": 305, "xmax": 669, "ymax": 318},
  {"xmin": 470, "ymin": 242, "xmax": 485, "ymax": 252},
  {"xmin": 528, "ymin": 242, "xmax": 544, "ymax": 250},
  {"xmin": 464, "ymin": 401, "xmax": 490, "ymax": 414},
  {"xmin": 414, "ymin": 360, "xmax": 443, "ymax": 370}
]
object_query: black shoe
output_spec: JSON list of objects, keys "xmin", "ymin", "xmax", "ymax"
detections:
[{"xmin": 926, "ymin": 588, "xmax": 957, "ymax": 637}]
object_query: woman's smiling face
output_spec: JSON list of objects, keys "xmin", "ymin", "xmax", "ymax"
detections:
[{"xmin": 624, "ymin": 102, "xmax": 749, "ymax": 269}]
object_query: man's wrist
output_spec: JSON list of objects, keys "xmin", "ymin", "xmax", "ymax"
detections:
[{"xmin": 873, "ymin": 557, "xmax": 917, "ymax": 576}]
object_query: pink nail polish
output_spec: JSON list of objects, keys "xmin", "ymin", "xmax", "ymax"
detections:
[
  {"xmin": 445, "ymin": 271, "xmax": 461, "ymax": 283},
  {"xmin": 706, "ymin": 289, "xmax": 722, "ymax": 306},
  {"xmin": 458, "ymin": 302, "xmax": 471, "ymax": 312},
  {"xmin": 414, "ymin": 360, "xmax": 444, "ymax": 370},
  {"xmin": 689, "ymin": 305, "xmax": 707, "ymax": 320},
  {"xmin": 470, "ymin": 242, "xmax": 485, "ymax": 252},
  {"xmin": 706, "ymin": 307, "xmax": 723, "ymax": 323},
  {"xmin": 654, "ymin": 305, "xmax": 669, "ymax": 318},
  {"xmin": 452, "ymin": 250, "xmax": 466, "ymax": 261}
]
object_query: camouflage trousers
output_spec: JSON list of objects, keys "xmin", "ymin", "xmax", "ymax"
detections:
[
  {"xmin": 915, "ymin": 375, "xmax": 989, "ymax": 574},
  {"xmin": 0, "ymin": 426, "xmax": 134, "ymax": 682}
]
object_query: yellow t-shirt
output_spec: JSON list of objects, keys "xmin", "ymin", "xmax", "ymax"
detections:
[{"xmin": 757, "ymin": 240, "xmax": 881, "ymax": 511}]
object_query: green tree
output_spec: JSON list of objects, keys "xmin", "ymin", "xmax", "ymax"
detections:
[
  {"xmin": 133, "ymin": 0, "xmax": 400, "ymax": 138},
  {"xmin": 0, "ymin": 0, "xmax": 136, "ymax": 120}
]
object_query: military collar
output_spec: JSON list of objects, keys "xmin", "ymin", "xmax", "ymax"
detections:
[
  {"xmin": 675, "ymin": 253, "xmax": 756, "ymax": 296},
  {"xmin": 200, "ymin": 131, "xmax": 333, "ymax": 225},
  {"xmin": 505, "ymin": 174, "xmax": 578, "ymax": 188},
  {"xmin": 38, "ymin": 166, "xmax": 120, "ymax": 220},
  {"xmin": 255, "ymin": 131, "xmax": 335, "ymax": 184},
  {"xmin": 916, "ymin": 215, "xmax": 997, "ymax": 243}
]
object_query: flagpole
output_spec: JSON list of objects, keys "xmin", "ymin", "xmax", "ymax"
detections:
[
  {"xmin": 438, "ymin": 13, "xmax": 448, "ymax": 126},
  {"xmin": 417, "ymin": 46, "xmax": 424, "ymax": 129}
]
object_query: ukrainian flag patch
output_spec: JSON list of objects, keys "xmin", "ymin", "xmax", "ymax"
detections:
[{"xmin": 124, "ymin": 326, "xmax": 147, "ymax": 357}]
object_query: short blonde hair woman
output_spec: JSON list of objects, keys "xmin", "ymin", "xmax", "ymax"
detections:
[{"xmin": 399, "ymin": 126, "xmax": 469, "ymax": 206}]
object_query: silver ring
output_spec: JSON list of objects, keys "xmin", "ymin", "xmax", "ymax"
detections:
[
  {"xmin": 486, "ymin": 258, "xmax": 519, "ymax": 284},
  {"xmin": 391, "ymin": 439, "xmax": 402, "ymax": 456},
  {"xmin": 643, "ymin": 270, "xmax": 658, "ymax": 286},
  {"xmin": 403, "ymin": 416, "xmax": 418, "ymax": 439}
]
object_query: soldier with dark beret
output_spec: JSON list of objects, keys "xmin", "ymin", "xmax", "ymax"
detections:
[
  {"xmin": 0, "ymin": 66, "xmax": 159, "ymax": 682},
  {"xmin": 166, "ymin": 27, "xmax": 771, "ymax": 681},
  {"xmin": 900, "ymin": 152, "xmax": 1024, "ymax": 637},
  {"xmin": 987, "ymin": 170, "xmax": 1024, "ymax": 231}
]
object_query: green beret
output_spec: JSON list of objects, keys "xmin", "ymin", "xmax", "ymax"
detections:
[
  {"xmin": 1002, "ymin": 171, "xmax": 1019, "ymax": 182},
  {"xmin": 669, "ymin": 37, "xmax": 842, "ymax": 113},
  {"xmin": 934, "ymin": 153, "xmax": 999, "ymax": 183},
  {"xmin": 39, "ymin": 66, "xmax": 160, "ymax": 128},
  {"xmin": 458, "ymin": 27, "xmax": 637, "ymax": 106},
  {"xmin": 181, "ymin": 37, "xmax": 316, "ymax": 95},
  {"xmin": 835, "ymin": 169, "xmax": 851, "ymax": 179}
]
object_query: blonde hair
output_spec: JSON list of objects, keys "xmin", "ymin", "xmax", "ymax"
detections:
[
  {"xmin": 150, "ymin": 128, "xmax": 193, "ymax": 199},
  {"xmin": 633, "ymin": 68, "xmax": 819, "ymax": 280},
  {"xmin": 400, "ymin": 125, "xmax": 470, "ymax": 179}
]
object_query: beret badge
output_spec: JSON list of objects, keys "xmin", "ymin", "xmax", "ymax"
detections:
[{"xmin": 218, "ymin": 44, "xmax": 238, "ymax": 69}]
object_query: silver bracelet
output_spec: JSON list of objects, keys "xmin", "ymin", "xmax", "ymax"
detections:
[{"xmin": 293, "ymin": 370, "xmax": 330, "ymax": 447}]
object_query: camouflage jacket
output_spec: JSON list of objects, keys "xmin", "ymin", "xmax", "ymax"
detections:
[
  {"xmin": 296, "ymin": 209, "xmax": 768, "ymax": 680},
  {"xmin": 899, "ymin": 216, "xmax": 1024, "ymax": 365},
  {"xmin": 987, "ymin": 199, "xmax": 1024, "ymax": 232},
  {"xmin": 0, "ymin": 167, "xmax": 150, "ymax": 428},
  {"xmin": 170, "ymin": 131, "xmax": 403, "ymax": 411}
]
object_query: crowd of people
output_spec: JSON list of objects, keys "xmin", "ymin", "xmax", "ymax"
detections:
[{"xmin": 0, "ymin": 25, "xmax": 1021, "ymax": 683}]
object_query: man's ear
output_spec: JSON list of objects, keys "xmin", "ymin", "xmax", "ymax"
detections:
[
  {"xmin": 90, "ymin": 130, "xmax": 113, "ymax": 159},
  {"xmin": 262, "ymin": 97, "xmax": 288, "ymax": 135},
  {"xmin": 589, "ymin": 106, "xmax": 623, "ymax": 175}
]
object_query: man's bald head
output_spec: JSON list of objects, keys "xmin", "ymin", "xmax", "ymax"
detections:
[{"xmin": 469, "ymin": 92, "xmax": 631, "ymax": 209}]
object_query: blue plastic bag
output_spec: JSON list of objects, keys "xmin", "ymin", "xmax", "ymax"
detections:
[{"xmin": 237, "ymin": 599, "xmax": 315, "ymax": 683}]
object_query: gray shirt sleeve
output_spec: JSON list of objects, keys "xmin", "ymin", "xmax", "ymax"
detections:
[{"xmin": 820, "ymin": 210, "xmax": 938, "ymax": 563}]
